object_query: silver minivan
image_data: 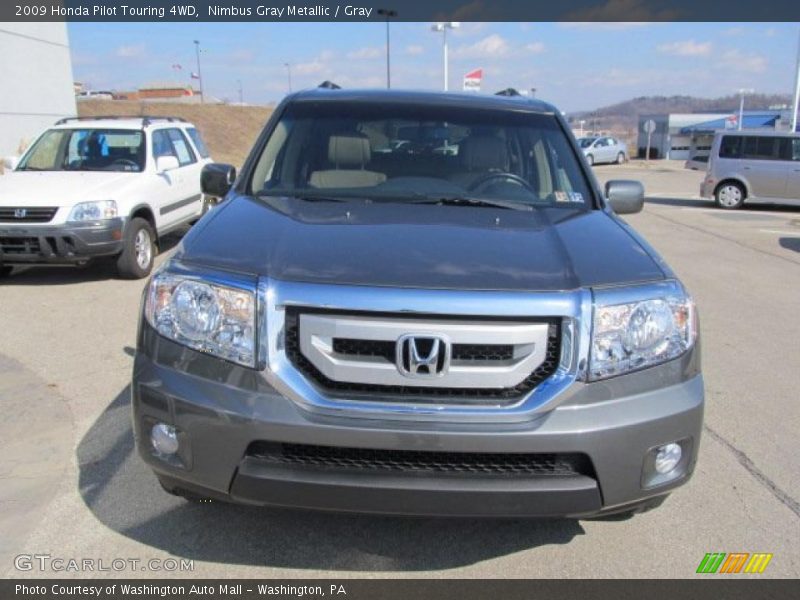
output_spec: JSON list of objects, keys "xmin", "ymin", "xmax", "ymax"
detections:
[{"xmin": 701, "ymin": 130, "xmax": 800, "ymax": 209}]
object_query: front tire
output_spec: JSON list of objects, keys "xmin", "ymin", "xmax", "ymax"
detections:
[
  {"xmin": 116, "ymin": 217, "xmax": 156, "ymax": 279},
  {"xmin": 715, "ymin": 182, "xmax": 745, "ymax": 210},
  {"xmin": 0, "ymin": 266, "xmax": 12, "ymax": 278},
  {"xmin": 616, "ymin": 152, "xmax": 625, "ymax": 164},
  {"xmin": 586, "ymin": 154, "xmax": 595, "ymax": 166}
]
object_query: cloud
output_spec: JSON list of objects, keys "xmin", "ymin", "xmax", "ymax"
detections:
[
  {"xmin": 115, "ymin": 44, "xmax": 145, "ymax": 58},
  {"xmin": 451, "ymin": 34, "xmax": 510, "ymax": 59},
  {"xmin": 718, "ymin": 49, "xmax": 767, "ymax": 73},
  {"xmin": 293, "ymin": 50, "xmax": 335, "ymax": 75},
  {"xmin": 657, "ymin": 40, "xmax": 712, "ymax": 57},
  {"xmin": 405, "ymin": 45, "xmax": 424, "ymax": 56},
  {"xmin": 346, "ymin": 46, "xmax": 383, "ymax": 60},
  {"xmin": 525, "ymin": 42, "xmax": 545, "ymax": 54}
]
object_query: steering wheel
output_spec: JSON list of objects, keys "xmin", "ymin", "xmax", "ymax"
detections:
[
  {"xmin": 467, "ymin": 172, "xmax": 535, "ymax": 194},
  {"xmin": 110, "ymin": 158, "xmax": 139, "ymax": 169}
]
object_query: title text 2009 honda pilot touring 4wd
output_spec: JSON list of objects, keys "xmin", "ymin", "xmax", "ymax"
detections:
[{"xmin": 133, "ymin": 88, "xmax": 703, "ymax": 518}]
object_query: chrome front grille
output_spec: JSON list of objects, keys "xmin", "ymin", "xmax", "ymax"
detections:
[
  {"xmin": 285, "ymin": 307, "xmax": 561, "ymax": 401},
  {"xmin": 0, "ymin": 207, "xmax": 58, "ymax": 223}
]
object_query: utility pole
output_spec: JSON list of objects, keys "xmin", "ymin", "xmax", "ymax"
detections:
[
  {"xmin": 284, "ymin": 63, "xmax": 292, "ymax": 94},
  {"xmin": 737, "ymin": 88, "xmax": 754, "ymax": 131},
  {"xmin": 431, "ymin": 22, "xmax": 459, "ymax": 91},
  {"xmin": 792, "ymin": 28, "xmax": 800, "ymax": 132},
  {"xmin": 377, "ymin": 9, "xmax": 397, "ymax": 89},
  {"xmin": 193, "ymin": 40, "xmax": 204, "ymax": 103}
]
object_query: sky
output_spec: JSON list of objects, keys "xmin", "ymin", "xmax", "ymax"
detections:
[{"xmin": 67, "ymin": 21, "xmax": 800, "ymax": 112}]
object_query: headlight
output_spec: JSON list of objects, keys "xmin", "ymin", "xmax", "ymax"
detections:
[
  {"xmin": 590, "ymin": 283, "xmax": 697, "ymax": 380},
  {"xmin": 68, "ymin": 200, "xmax": 118, "ymax": 221},
  {"xmin": 144, "ymin": 271, "xmax": 257, "ymax": 367}
]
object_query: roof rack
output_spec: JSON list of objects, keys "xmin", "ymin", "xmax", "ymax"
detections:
[
  {"xmin": 54, "ymin": 115, "xmax": 187, "ymax": 126},
  {"xmin": 318, "ymin": 80, "xmax": 342, "ymax": 90},
  {"xmin": 495, "ymin": 88, "xmax": 521, "ymax": 97}
]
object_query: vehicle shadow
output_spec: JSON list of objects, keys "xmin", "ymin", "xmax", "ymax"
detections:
[
  {"xmin": 1, "ymin": 230, "xmax": 187, "ymax": 286},
  {"xmin": 779, "ymin": 237, "xmax": 800, "ymax": 253},
  {"xmin": 77, "ymin": 384, "xmax": 586, "ymax": 571},
  {"xmin": 646, "ymin": 196, "xmax": 800, "ymax": 214}
]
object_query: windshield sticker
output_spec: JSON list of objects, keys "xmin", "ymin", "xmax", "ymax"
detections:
[
  {"xmin": 555, "ymin": 191, "xmax": 569, "ymax": 203},
  {"xmin": 568, "ymin": 192, "xmax": 584, "ymax": 203}
]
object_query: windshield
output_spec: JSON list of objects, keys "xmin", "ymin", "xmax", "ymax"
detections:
[
  {"xmin": 18, "ymin": 128, "xmax": 145, "ymax": 172},
  {"xmin": 250, "ymin": 101, "xmax": 594, "ymax": 209},
  {"xmin": 577, "ymin": 137, "xmax": 597, "ymax": 148}
]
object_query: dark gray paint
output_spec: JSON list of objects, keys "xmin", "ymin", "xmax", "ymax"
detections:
[{"xmin": 177, "ymin": 195, "xmax": 666, "ymax": 291}]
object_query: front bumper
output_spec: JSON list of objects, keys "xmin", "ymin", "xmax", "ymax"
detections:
[
  {"xmin": 0, "ymin": 218, "xmax": 125, "ymax": 265},
  {"xmin": 132, "ymin": 327, "xmax": 704, "ymax": 518}
]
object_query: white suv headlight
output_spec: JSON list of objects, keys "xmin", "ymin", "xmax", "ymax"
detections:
[
  {"xmin": 68, "ymin": 200, "xmax": 118, "ymax": 221},
  {"xmin": 590, "ymin": 282, "xmax": 697, "ymax": 380},
  {"xmin": 144, "ymin": 271, "xmax": 257, "ymax": 368}
]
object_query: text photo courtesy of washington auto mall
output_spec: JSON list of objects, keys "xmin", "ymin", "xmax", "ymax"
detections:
[{"xmin": 1, "ymin": 0, "xmax": 799, "ymax": 598}]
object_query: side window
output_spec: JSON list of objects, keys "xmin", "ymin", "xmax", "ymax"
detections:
[
  {"xmin": 186, "ymin": 127, "xmax": 210, "ymax": 159},
  {"xmin": 741, "ymin": 136, "xmax": 779, "ymax": 161},
  {"xmin": 167, "ymin": 129, "xmax": 196, "ymax": 166},
  {"xmin": 152, "ymin": 130, "xmax": 173, "ymax": 160},
  {"xmin": 719, "ymin": 135, "xmax": 742, "ymax": 159},
  {"xmin": 793, "ymin": 139, "xmax": 800, "ymax": 161},
  {"xmin": 778, "ymin": 138, "xmax": 800, "ymax": 161}
]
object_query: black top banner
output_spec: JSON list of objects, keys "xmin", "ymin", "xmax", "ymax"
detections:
[{"xmin": 3, "ymin": 0, "xmax": 800, "ymax": 22}]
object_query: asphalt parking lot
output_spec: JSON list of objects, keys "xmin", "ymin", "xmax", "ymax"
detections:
[{"xmin": 1, "ymin": 161, "xmax": 799, "ymax": 578}]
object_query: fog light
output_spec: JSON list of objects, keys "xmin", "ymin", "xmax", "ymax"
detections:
[
  {"xmin": 654, "ymin": 443, "xmax": 682, "ymax": 474},
  {"xmin": 151, "ymin": 423, "xmax": 179, "ymax": 455}
]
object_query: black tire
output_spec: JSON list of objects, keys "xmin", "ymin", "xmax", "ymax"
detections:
[
  {"xmin": 616, "ymin": 152, "xmax": 625, "ymax": 164},
  {"xmin": 0, "ymin": 266, "xmax": 13, "ymax": 278},
  {"xmin": 116, "ymin": 217, "xmax": 156, "ymax": 279},
  {"xmin": 586, "ymin": 154, "xmax": 594, "ymax": 166},
  {"xmin": 714, "ymin": 181, "xmax": 745, "ymax": 210}
]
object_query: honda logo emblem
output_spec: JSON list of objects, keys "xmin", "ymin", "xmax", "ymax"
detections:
[
  {"xmin": 396, "ymin": 334, "xmax": 450, "ymax": 378},
  {"xmin": 14, "ymin": 208, "xmax": 27, "ymax": 219}
]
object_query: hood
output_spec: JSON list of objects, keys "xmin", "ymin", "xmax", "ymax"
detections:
[
  {"xmin": 177, "ymin": 195, "xmax": 666, "ymax": 292},
  {"xmin": 0, "ymin": 171, "xmax": 139, "ymax": 207}
]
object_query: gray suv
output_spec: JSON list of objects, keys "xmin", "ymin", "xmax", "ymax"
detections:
[{"xmin": 133, "ymin": 87, "xmax": 703, "ymax": 518}]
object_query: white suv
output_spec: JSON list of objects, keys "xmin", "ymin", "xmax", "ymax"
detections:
[{"xmin": 0, "ymin": 116, "xmax": 213, "ymax": 279}]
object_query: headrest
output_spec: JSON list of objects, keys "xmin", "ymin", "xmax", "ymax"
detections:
[
  {"xmin": 459, "ymin": 136, "xmax": 509, "ymax": 171},
  {"xmin": 328, "ymin": 134, "xmax": 371, "ymax": 168}
]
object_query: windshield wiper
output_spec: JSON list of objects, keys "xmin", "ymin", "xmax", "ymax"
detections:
[
  {"xmin": 408, "ymin": 193, "xmax": 532, "ymax": 211},
  {"xmin": 258, "ymin": 192, "xmax": 349, "ymax": 203}
]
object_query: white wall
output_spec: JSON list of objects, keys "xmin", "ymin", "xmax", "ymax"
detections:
[{"xmin": 0, "ymin": 23, "xmax": 76, "ymax": 159}]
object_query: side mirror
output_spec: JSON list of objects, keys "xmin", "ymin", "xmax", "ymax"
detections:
[
  {"xmin": 201, "ymin": 163, "xmax": 236, "ymax": 197},
  {"xmin": 2, "ymin": 156, "xmax": 19, "ymax": 170},
  {"xmin": 605, "ymin": 180, "xmax": 644, "ymax": 215},
  {"xmin": 156, "ymin": 155, "xmax": 180, "ymax": 173}
]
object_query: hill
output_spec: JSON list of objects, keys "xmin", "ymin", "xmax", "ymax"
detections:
[
  {"xmin": 570, "ymin": 93, "xmax": 793, "ymax": 136},
  {"xmin": 77, "ymin": 100, "xmax": 275, "ymax": 167}
]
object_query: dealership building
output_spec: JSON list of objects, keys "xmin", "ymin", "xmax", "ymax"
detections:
[
  {"xmin": 0, "ymin": 23, "xmax": 76, "ymax": 160},
  {"xmin": 636, "ymin": 109, "xmax": 795, "ymax": 160}
]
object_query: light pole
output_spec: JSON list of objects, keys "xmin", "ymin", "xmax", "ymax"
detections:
[
  {"xmin": 737, "ymin": 88, "xmax": 754, "ymax": 131},
  {"xmin": 579, "ymin": 120, "xmax": 586, "ymax": 137},
  {"xmin": 377, "ymin": 9, "xmax": 397, "ymax": 89},
  {"xmin": 792, "ymin": 28, "xmax": 800, "ymax": 132},
  {"xmin": 431, "ymin": 22, "xmax": 459, "ymax": 91},
  {"xmin": 284, "ymin": 63, "xmax": 292, "ymax": 94},
  {"xmin": 193, "ymin": 40, "xmax": 204, "ymax": 103}
]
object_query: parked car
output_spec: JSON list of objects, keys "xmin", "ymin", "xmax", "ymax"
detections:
[
  {"xmin": 578, "ymin": 136, "xmax": 628, "ymax": 165},
  {"xmin": 0, "ymin": 116, "xmax": 213, "ymax": 278},
  {"xmin": 684, "ymin": 155, "xmax": 709, "ymax": 171},
  {"xmin": 133, "ymin": 87, "xmax": 703, "ymax": 519},
  {"xmin": 701, "ymin": 130, "xmax": 800, "ymax": 209}
]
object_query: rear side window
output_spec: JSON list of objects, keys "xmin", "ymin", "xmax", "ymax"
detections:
[
  {"xmin": 719, "ymin": 135, "xmax": 742, "ymax": 158},
  {"xmin": 186, "ymin": 127, "xmax": 210, "ymax": 159},
  {"xmin": 152, "ymin": 128, "xmax": 196, "ymax": 166}
]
